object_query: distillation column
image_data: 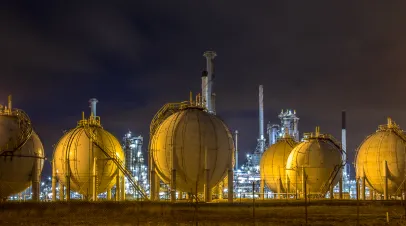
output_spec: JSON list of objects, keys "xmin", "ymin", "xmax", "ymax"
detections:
[{"xmin": 203, "ymin": 51, "xmax": 217, "ymax": 114}]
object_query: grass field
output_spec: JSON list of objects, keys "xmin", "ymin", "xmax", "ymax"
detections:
[{"xmin": 0, "ymin": 200, "xmax": 405, "ymax": 225}]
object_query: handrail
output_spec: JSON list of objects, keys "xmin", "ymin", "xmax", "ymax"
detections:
[
  {"xmin": 0, "ymin": 109, "xmax": 33, "ymax": 156},
  {"xmin": 82, "ymin": 125, "xmax": 148, "ymax": 200}
]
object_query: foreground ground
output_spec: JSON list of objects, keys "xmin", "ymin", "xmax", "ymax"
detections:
[{"xmin": 0, "ymin": 200, "xmax": 405, "ymax": 225}]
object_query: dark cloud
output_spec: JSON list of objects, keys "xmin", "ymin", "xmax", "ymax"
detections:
[{"xmin": 1, "ymin": 1, "xmax": 406, "ymax": 177}]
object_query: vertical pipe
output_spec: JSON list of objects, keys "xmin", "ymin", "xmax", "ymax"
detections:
[
  {"xmin": 89, "ymin": 98, "xmax": 98, "ymax": 117},
  {"xmin": 116, "ymin": 169, "xmax": 120, "ymax": 201},
  {"xmin": 203, "ymin": 51, "xmax": 217, "ymax": 113},
  {"xmin": 258, "ymin": 85, "xmax": 265, "ymax": 153},
  {"xmin": 383, "ymin": 160, "xmax": 388, "ymax": 200},
  {"xmin": 92, "ymin": 157, "xmax": 97, "ymax": 201},
  {"xmin": 52, "ymin": 160, "xmax": 56, "ymax": 201},
  {"xmin": 235, "ymin": 130, "xmax": 239, "ymax": 171}
]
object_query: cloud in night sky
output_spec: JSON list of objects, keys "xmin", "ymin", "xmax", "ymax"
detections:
[{"xmin": 1, "ymin": 1, "xmax": 406, "ymax": 176}]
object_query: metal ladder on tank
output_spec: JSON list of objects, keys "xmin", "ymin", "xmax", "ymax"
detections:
[
  {"xmin": 0, "ymin": 109, "xmax": 33, "ymax": 157},
  {"xmin": 82, "ymin": 125, "xmax": 149, "ymax": 200},
  {"xmin": 149, "ymin": 101, "xmax": 190, "ymax": 136},
  {"xmin": 316, "ymin": 164, "xmax": 343, "ymax": 199}
]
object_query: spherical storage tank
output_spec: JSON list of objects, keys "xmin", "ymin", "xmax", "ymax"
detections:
[
  {"xmin": 260, "ymin": 134, "xmax": 298, "ymax": 193},
  {"xmin": 286, "ymin": 127, "xmax": 343, "ymax": 195},
  {"xmin": 150, "ymin": 106, "xmax": 234, "ymax": 193},
  {"xmin": 53, "ymin": 100, "xmax": 124, "ymax": 198},
  {"xmin": 355, "ymin": 118, "xmax": 406, "ymax": 195},
  {"xmin": 0, "ymin": 96, "xmax": 44, "ymax": 198}
]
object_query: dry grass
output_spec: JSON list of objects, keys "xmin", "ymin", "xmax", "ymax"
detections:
[{"xmin": 0, "ymin": 200, "xmax": 405, "ymax": 225}]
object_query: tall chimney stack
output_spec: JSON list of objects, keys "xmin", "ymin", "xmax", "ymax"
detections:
[
  {"xmin": 89, "ymin": 98, "xmax": 98, "ymax": 117},
  {"xmin": 203, "ymin": 51, "xmax": 217, "ymax": 114},
  {"xmin": 342, "ymin": 110, "xmax": 347, "ymax": 177},
  {"xmin": 235, "ymin": 130, "xmax": 239, "ymax": 171},
  {"xmin": 7, "ymin": 95, "xmax": 12, "ymax": 111},
  {"xmin": 258, "ymin": 85, "xmax": 266, "ymax": 153}
]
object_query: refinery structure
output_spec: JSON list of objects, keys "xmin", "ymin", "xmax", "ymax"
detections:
[{"xmin": 2, "ymin": 50, "xmax": 405, "ymax": 203}]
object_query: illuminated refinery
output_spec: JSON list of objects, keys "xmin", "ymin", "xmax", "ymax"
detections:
[{"xmin": 3, "ymin": 51, "xmax": 405, "ymax": 203}]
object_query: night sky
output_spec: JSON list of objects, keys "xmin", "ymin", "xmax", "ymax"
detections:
[{"xmin": 2, "ymin": 1, "xmax": 406, "ymax": 178}]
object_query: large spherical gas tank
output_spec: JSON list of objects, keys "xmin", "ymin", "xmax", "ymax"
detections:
[
  {"xmin": 0, "ymin": 114, "xmax": 44, "ymax": 198},
  {"xmin": 355, "ymin": 119, "xmax": 406, "ymax": 195},
  {"xmin": 260, "ymin": 136, "xmax": 297, "ymax": 193},
  {"xmin": 53, "ymin": 124, "xmax": 124, "ymax": 197},
  {"xmin": 286, "ymin": 132, "xmax": 342, "ymax": 194},
  {"xmin": 151, "ymin": 107, "xmax": 234, "ymax": 193}
]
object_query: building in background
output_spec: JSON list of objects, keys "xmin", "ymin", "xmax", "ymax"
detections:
[
  {"xmin": 123, "ymin": 131, "xmax": 149, "ymax": 199},
  {"xmin": 267, "ymin": 109, "xmax": 299, "ymax": 146}
]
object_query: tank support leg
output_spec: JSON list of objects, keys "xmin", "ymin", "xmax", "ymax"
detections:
[
  {"xmin": 116, "ymin": 170, "xmax": 120, "ymax": 201},
  {"xmin": 361, "ymin": 176, "xmax": 366, "ymax": 200},
  {"xmin": 120, "ymin": 176, "xmax": 125, "ymax": 201},
  {"xmin": 339, "ymin": 175, "xmax": 343, "ymax": 199},
  {"xmin": 204, "ymin": 148, "xmax": 211, "ymax": 202},
  {"xmin": 59, "ymin": 183, "xmax": 64, "ymax": 200},
  {"xmin": 301, "ymin": 167, "xmax": 306, "ymax": 199},
  {"xmin": 260, "ymin": 179, "xmax": 265, "ymax": 200},
  {"xmin": 277, "ymin": 178, "xmax": 282, "ymax": 199},
  {"xmin": 107, "ymin": 188, "xmax": 112, "ymax": 200},
  {"xmin": 286, "ymin": 177, "xmax": 290, "ymax": 199},
  {"xmin": 330, "ymin": 183, "xmax": 334, "ymax": 200},
  {"xmin": 228, "ymin": 168, "xmax": 233, "ymax": 203},
  {"xmin": 150, "ymin": 170, "xmax": 157, "ymax": 201},
  {"xmin": 52, "ymin": 161, "xmax": 57, "ymax": 201},
  {"xmin": 171, "ymin": 169, "xmax": 176, "ymax": 203},
  {"xmin": 31, "ymin": 154, "xmax": 41, "ymax": 201},
  {"xmin": 92, "ymin": 157, "xmax": 97, "ymax": 201},
  {"xmin": 383, "ymin": 160, "xmax": 388, "ymax": 200}
]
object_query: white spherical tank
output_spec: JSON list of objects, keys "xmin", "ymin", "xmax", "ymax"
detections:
[
  {"xmin": 0, "ymin": 99, "xmax": 44, "ymax": 198},
  {"xmin": 355, "ymin": 118, "xmax": 406, "ymax": 195},
  {"xmin": 260, "ymin": 135, "xmax": 297, "ymax": 193},
  {"xmin": 53, "ymin": 115, "xmax": 124, "ymax": 198},
  {"xmin": 150, "ymin": 107, "xmax": 234, "ymax": 193},
  {"xmin": 286, "ymin": 127, "xmax": 343, "ymax": 195}
]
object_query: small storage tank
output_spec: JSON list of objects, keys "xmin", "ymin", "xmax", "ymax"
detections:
[
  {"xmin": 53, "ymin": 99, "xmax": 125, "ymax": 199},
  {"xmin": 150, "ymin": 106, "xmax": 234, "ymax": 193},
  {"xmin": 286, "ymin": 127, "xmax": 343, "ymax": 195},
  {"xmin": 0, "ymin": 95, "xmax": 44, "ymax": 199},
  {"xmin": 260, "ymin": 133, "xmax": 297, "ymax": 193},
  {"xmin": 355, "ymin": 118, "xmax": 406, "ymax": 197}
]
